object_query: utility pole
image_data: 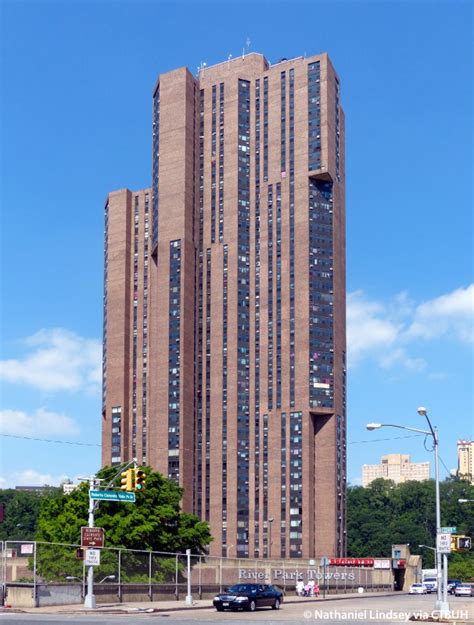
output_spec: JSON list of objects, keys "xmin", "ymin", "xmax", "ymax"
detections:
[
  {"xmin": 80, "ymin": 459, "xmax": 138, "ymax": 609},
  {"xmin": 84, "ymin": 476, "xmax": 97, "ymax": 609}
]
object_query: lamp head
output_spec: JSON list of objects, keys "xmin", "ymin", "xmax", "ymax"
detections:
[
  {"xmin": 417, "ymin": 406, "xmax": 427, "ymax": 416},
  {"xmin": 366, "ymin": 423, "xmax": 382, "ymax": 431},
  {"xmin": 458, "ymin": 499, "xmax": 468, "ymax": 503}
]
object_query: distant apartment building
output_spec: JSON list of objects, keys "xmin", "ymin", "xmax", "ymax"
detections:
[
  {"xmin": 62, "ymin": 481, "xmax": 79, "ymax": 495},
  {"xmin": 457, "ymin": 440, "xmax": 474, "ymax": 483},
  {"xmin": 362, "ymin": 454, "xmax": 430, "ymax": 487}
]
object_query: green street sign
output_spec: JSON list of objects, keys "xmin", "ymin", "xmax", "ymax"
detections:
[
  {"xmin": 90, "ymin": 490, "xmax": 136, "ymax": 502},
  {"xmin": 440, "ymin": 527, "xmax": 456, "ymax": 534}
]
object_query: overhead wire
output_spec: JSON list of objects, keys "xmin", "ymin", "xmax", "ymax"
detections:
[{"xmin": 1, "ymin": 431, "xmax": 424, "ymax": 449}]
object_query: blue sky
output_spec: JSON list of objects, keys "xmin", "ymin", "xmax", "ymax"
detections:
[{"xmin": 1, "ymin": 0, "xmax": 472, "ymax": 489}]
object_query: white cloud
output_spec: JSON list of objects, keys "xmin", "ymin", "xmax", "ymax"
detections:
[
  {"xmin": 406, "ymin": 284, "xmax": 474, "ymax": 343},
  {"xmin": 0, "ymin": 408, "xmax": 79, "ymax": 437},
  {"xmin": 0, "ymin": 328, "xmax": 102, "ymax": 393},
  {"xmin": 378, "ymin": 347, "xmax": 426, "ymax": 371},
  {"xmin": 0, "ymin": 469, "xmax": 70, "ymax": 488},
  {"xmin": 347, "ymin": 283, "xmax": 473, "ymax": 370},
  {"xmin": 347, "ymin": 290, "xmax": 402, "ymax": 366}
]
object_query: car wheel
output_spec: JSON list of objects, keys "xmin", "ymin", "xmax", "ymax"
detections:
[
  {"xmin": 272, "ymin": 598, "xmax": 281, "ymax": 610},
  {"xmin": 248, "ymin": 600, "xmax": 256, "ymax": 612}
]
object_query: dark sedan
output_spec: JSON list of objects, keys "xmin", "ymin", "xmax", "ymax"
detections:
[{"xmin": 213, "ymin": 583, "xmax": 283, "ymax": 611}]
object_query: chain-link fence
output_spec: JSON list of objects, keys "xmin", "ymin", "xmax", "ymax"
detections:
[{"xmin": 2, "ymin": 541, "xmax": 394, "ymax": 607}]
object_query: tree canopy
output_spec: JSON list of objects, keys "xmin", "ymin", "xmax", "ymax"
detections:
[
  {"xmin": 347, "ymin": 477, "xmax": 474, "ymax": 578},
  {"xmin": 36, "ymin": 466, "xmax": 212, "ymax": 554},
  {"xmin": 0, "ymin": 488, "xmax": 58, "ymax": 541}
]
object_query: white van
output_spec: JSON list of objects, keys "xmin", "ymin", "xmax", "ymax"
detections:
[{"xmin": 423, "ymin": 577, "xmax": 437, "ymax": 593}]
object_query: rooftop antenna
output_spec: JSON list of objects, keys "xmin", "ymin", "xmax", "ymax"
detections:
[
  {"xmin": 197, "ymin": 61, "xmax": 207, "ymax": 75},
  {"xmin": 243, "ymin": 37, "xmax": 251, "ymax": 58}
]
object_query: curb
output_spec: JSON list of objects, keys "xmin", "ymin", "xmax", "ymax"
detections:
[{"xmin": 15, "ymin": 591, "xmax": 405, "ymax": 615}]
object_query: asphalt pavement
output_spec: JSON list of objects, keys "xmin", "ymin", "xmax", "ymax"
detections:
[{"xmin": 0, "ymin": 593, "xmax": 473, "ymax": 625}]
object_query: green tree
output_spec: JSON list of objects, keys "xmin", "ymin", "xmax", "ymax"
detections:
[
  {"xmin": 35, "ymin": 466, "xmax": 212, "ymax": 581},
  {"xmin": 347, "ymin": 476, "xmax": 474, "ymax": 571},
  {"xmin": 0, "ymin": 488, "xmax": 58, "ymax": 541}
]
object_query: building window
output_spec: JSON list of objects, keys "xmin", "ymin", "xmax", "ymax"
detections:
[
  {"xmin": 267, "ymin": 184, "xmax": 273, "ymax": 410},
  {"xmin": 142, "ymin": 193, "xmax": 150, "ymax": 461},
  {"xmin": 289, "ymin": 410, "xmax": 303, "ymax": 557},
  {"xmin": 236, "ymin": 79, "xmax": 251, "ymax": 557},
  {"xmin": 102, "ymin": 201, "xmax": 109, "ymax": 412},
  {"xmin": 205, "ymin": 248, "xmax": 211, "ymax": 520},
  {"xmin": 254, "ymin": 78, "xmax": 261, "ymax": 557},
  {"xmin": 111, "ymin": 406, "xmax": 122, "ymax": 465},
  {"xmin": 218, "ymin": 82, "xmax": 225, "ymax": 242},
  {"xmin": 276, "ymin": 183, "xmax": 282, "ymax": 408},
  {"xmin": 308, "ymin": 180, "xmax": 334, "ymax": 408},
  {"xmin": 196, "ymin": 88, "xmax": 205, "ymax": 517},
  {"xmin": 211, "ymin": 85, "xmax": 217, "ymax": 243},
  {"xmin": 152, "ymin": 84, "xmax": 160, "ymax": 249},
  {"xmin": 280, "ymin": 71, "xmax": 286, "ymax": 173},
  {"xmin": 168, "ymin": 239, "xmax": 181, "ymax": 480},
  {"xmin": 289, "ymin": 68, "xmax": 296, "ymax": 407},
  {"xmin": 263, "ymin": 76, "xmax": 268, "ymax": 181},
  {"xmin": 281, "ymin": 411, "xmax": 287, "ymax": 557},
  {"xmin": 308, "ymin": 62, "xmax": 321, "ymax": 171},
  {"xmin": 263, "ymin": 413, "xmax": 269, "ymax": 556},
  {"xmin": 221, "ymin": 244, "xmax": 228, "ymax": 554}
]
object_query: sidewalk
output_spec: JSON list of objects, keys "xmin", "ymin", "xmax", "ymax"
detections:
[{"xmin": 8, "ymin": 591, "xmax": 400, "ymax": 614}]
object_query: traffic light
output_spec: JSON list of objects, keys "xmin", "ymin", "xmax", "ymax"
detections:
[
  {"xmin": 120, "ymin": 469, "xmax": 134, "ymax": 491},
  {"xmin": 135, "ymin": 468, "xmax": 146, "ymax": 491},
  {"xmin": 456, "ymin": 536, "xmax": 471, "ymax": 551}
]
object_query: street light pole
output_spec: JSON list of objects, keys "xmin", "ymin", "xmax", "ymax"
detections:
[
  {"xmin": 366, "ymin": 408, "xmax": 450, "ymax": 615},
  {"xmin": 417, "ymin": 407, "xmax": 448, "ymax": 613}
]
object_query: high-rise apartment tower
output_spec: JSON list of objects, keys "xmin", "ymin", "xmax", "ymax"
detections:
[
  {"xmin": 457, "ymin": 440, "xmax": 474, "ymax": 483},
  {"xmin": 102, "ymin": 52, "xmax": 346, "ymax": 558}
]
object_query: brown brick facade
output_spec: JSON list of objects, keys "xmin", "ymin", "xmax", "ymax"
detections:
[{"xmin": 102, "ymin": 52, "xmax": 346, "ymax": 560}]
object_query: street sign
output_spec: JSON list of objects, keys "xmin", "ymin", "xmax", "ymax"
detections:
[
  {"xmin": 440, "ymin": 526, "xmax": 456, "ymax": 534},
  {"xmin": 437, "ymin": 533, "xmax": 451, "ymax": 554},
  {"xmin": 84, "ymin": 548, "xmax": 101, "ymax": 566},
  {"xmin": 90, "ymin": 490, "xmax": 136, "ymax": 502},
  {"xmin": 81, "ymin": 527, "xmax": 105, "ymax": 548}
]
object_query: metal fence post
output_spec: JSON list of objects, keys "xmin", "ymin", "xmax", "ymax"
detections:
[
  {"xmin": 148, "ymin": 551, "xmax": 152, "ymax": 601},
  {"xmin": 198, "ymin": 555, "xmax": 202, "ymax": 599},
  {"xmin": 117, "ymin": 550, "xmax": 122, "ymax": 602},
  {"xmin": 82, "ymin": 558, "xmax": 86, "ymax": 600},
  {"xmin": 33, "ymin": 542, "xmax": 37, "ymax": 607},
  {"xmin": 175, "ymin": 554, "xmax": 178, "ymax": 600}
]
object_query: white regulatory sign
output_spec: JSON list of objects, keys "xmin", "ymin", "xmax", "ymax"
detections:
[
  {"xmin": 437, "ymin": 533, "xmax": 451, "ymax": 554},
  {"xmin": 85, "ymin": 548, "xmax": 101, "ymax": 566}
]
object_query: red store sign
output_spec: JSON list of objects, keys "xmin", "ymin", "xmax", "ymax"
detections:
[{"xmin": 329, "ymin": 558, "xmax": 374, "ymax": 567}]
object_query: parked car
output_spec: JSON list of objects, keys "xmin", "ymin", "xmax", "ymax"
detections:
[
  {"xmin": 447, "ymin": 579, "xmax": 462, "ymax": 594},
  {"xmin": 409, "ymin": 583, "xmax": 427, "ymax": 594},
  {"xmin": 454, "ymin": 584, "xmax": 473, "ymax": 597},
  {"xmin": 213, "ymin": 583, "xmax": 283, "ymax": 611}
]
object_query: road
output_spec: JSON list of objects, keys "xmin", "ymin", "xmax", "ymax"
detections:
[{"xmin": 0, "ymin": 594, "xmax": 472, "ymax": 624}]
